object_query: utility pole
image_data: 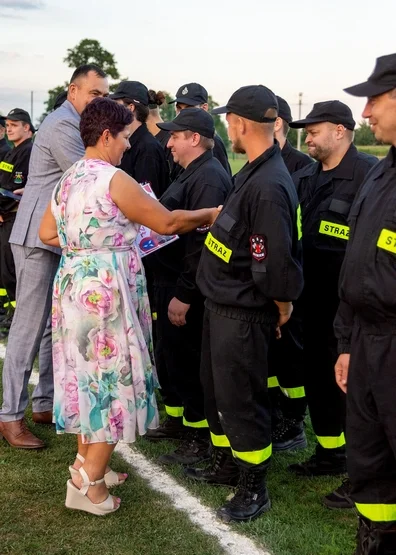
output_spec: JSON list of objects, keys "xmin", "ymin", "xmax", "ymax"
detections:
[
  {"xmin": 297, "ymin": 92, "xmax": 303, "ymax": 151},
  {"xmin": 30, "ymin": 91, "xmax": 34, "ymax": 121}
]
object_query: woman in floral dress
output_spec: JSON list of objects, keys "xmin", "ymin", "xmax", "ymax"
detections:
[{"xmin": 39, "ymin": 97, "xmax": 220, "ymax": 516}]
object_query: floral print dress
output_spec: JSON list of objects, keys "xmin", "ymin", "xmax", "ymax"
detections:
[{"xmin": 51, "ymin": 158, "xmax": 159, "ymax": 444}]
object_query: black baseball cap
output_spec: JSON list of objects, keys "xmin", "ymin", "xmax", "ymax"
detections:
[
  {"xmin": 211, "ymin": 85, "xmax": 278, "ymax": 123},
  {"xmin": 169, "ymin": 83, "xmax": 208, "ymax": 106},
  {"xmin": 53, "ymin": 90, "xmax": 67, "ymax": 110},
  {"xmin": 157, "ymin": 108, "xmax": 215, "ymax": 138},
  {"xmin": 276, "ymin": 96, "xmax": 292, "ymax": 123},
  {"xmin": 344, "ymin": 53, "xmax": 396, "ymax": 97},
  {"xmin": 289, "ymin": 100, "xmax": 355, "ymax": 130},
  {"xmin": 0, "ymin": 116, "xmax": 5, "ymax": 128},
  {"xmin": 6, "ymin": 108, "xmax": 36, "ymax": 134},
  {"xmin": 110, "ymin": 81, "xmax": 150, "ymax": 105}
]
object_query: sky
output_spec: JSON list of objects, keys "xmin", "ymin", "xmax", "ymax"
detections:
[{"xmin": 1, "ymin": 0, "xmax": 396, "ymax": 127}]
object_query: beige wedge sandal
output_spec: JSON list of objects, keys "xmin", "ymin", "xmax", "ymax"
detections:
[
  {"xmin": 65, "ymin": 467, "xmax": 120, "ymax": 516},
  {"xmin": 69, "ymin": 454, "xmax": 128, "ymax": 488}
]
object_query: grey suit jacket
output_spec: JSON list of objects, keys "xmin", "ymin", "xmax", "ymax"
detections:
[{"xmin": 10, "ymin": 99, "xmax": 84, "ymax": 253}]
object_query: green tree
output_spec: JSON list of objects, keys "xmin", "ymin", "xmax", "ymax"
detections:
[
  {"xmin": 208, "ymin": 95, "xmax": 230, "ymax": 150},
  {"xmin": 38, "ymin": 84, "xmax": 68, "ymax": 123},
  {"xmin": 354, "ymin": 120, "xmax": 376, "ymax": 146},
  {"xmin": 39, "ymin": 38, "xmax": 126, "ymax": 123},
  {"xmin": 159, "ymin": 92, "xmax": 176, "ymax": 122},
  {"xmin": 64, "ymin": 39, "xmax": 120, "ymax": 79}
]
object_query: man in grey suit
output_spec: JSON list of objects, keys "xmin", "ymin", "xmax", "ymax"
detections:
[{"xmin": 0, "ymin": 64, "xmax": 109, "ymax": 448}]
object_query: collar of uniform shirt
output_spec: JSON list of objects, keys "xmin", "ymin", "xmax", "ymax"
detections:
[
  {"xmin": 233, "ymin": 141, "xmax": 279, "ymax": 192},
  {"xmin": 297, "ymin": 143, "xmax": 359, "ymax": 181},
  {"xmin": 129, "ymin": 123, "xmax": 150, "ymax": 149},
  {"xmin": 281, "ymin": 139, "xmax": 293, "ymax": 157},
  {"xmin": 177, "ymin": 149, "xmax": 213, "ymax": 183}
]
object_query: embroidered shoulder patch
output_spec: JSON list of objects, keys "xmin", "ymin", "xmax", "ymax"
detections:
[{"xmin": 250, "ymin": 235, "xmax": 266, "ymax": 261}]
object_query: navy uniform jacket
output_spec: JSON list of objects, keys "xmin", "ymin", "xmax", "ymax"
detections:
[
  {"xmin": 0, "ymin": 138, "xmax": 33, "ymax": 215},
  {"xmin": 197, "ymin": 142, "xmax": 303, "ymax": 318},
  {"xmin": 0, "ymin": 138, "xmax": 11, "ymax": 163},
  {"xmin": 119, "ymin": 123, "xmax": 170, "ymax": 198},
  {"xmin": 293, "ymin": 144, "xmax": 377, "ymax": 310},
  {"xmin": 335, "ymin": 147, "xmax": 396, "ymax": 352},
  {"xmin": 281, "ymin": 140, "xmax": 313, "ymax": 175},
  {"xmin": 151, "ymin": 149, "xmax": 232, "ymax": 305}
]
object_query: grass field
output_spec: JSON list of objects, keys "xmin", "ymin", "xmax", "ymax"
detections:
[{"xmin": 0, "ymin": 361, "xmax": 358, "ymax": 555}]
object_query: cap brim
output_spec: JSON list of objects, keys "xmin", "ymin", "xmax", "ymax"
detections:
[
  {"xmin": 343, "ymin": 80, "xmax": 394, "ymax": 97},
  {"xmin": 289, "ymin": 117, "xmax": 327, "ymax": 128},
  {"xmin": 157, "ymin": 122, "xmax": 187, "ymax": 133},
  {"xmin": 211, "ymin": 105, "xmax": 228, "ymax": 115},
  {"xmin": 109, "ymin": 92, "xmax": 125, "ymax": 100},
  {"xmin": 169, "ymin": 97, "xmax": 202, "ymax": 106}
]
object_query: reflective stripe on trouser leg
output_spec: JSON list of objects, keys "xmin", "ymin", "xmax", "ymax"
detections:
[
  {"xmin": 232, "ymin": 444, "xmax": 272, "ymax": 465},
  {"xmin": 316, "ymin": 432, "xmax": 346, "ymax": 449},
  {"xmin": 165, "ymin": 405, "xmax": 184, "ymax": 418},
  {"xmin": 0, "ymin": 288, "xmax": 6, "ymax": 297},
  {"xmin": 268, "ymin": 376, "xmax": 279, "ymax": 388},
  {"xmin": 280, "ymin": 385, "xmax": 305, "ymax": 398},
  {"xmin": 183, "ymin": 417, "xmax": 208, "ymax": 429},
  {"xmin": 210, "ymin": 432, "xmax": 231, "ymax": 448},
  {"xmin": 356, "ymin": 503, "xmax": 396, "ymax": 522}
]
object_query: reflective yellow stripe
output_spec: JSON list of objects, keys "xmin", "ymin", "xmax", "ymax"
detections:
[
  {"xmin": 10, "ymin": 301, "xmax": 16, "ymax": 308},
  {"xmin": 0, "ymin": 161, "xmax": 13, "ymax": 173},
  {"xmin": 204, "ymin": 232, "xmax": 232, "ymax": 263},
  {"xmin": 165, "ymin": 405, "xmax": 184, "ymax": 418},
  {"xmin": 280, "ymin": 386, "xmax": 305, "ymax": 399},
  {"xmin": 0, "ymin": 288, "xmax": 6, "ymax": 296},
  {"xmin": 317, "ymin": 432, "xmax": 346, "ymax": 449},
  {"xmin": 152, "ymin": 311, "xmax": 157, "ymax": 321},
  {"xmin": 183, "ymin": 417, "xmax": 208, "ymax": 429},
  {"xmin": 268, "ymin": 376, "xmax": 279, "ymax": 388},
  {"xmin": 377, "ymin": 229, "xmax": 396, "ymax": 254},
  {"xmin": 356, "ymin": 503, "xmax": 396, "ymax": 522},
  {"xmin": 232, "ymin": 444, "xmax": 272, "ymax": 465},
  {"xmin": 210, "ymin": 432, "xmax": 231, "ymax": 448},
  {"xmin": 319, "ymin": 220, "xmax": 349, "ymax": 240},
  {"xmin": 296, "ymin": 205, "xmax": 302, "ymax": 240}
]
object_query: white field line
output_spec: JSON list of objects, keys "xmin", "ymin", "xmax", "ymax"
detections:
[{"xmin": 1, "ymin": 344, "xmax": 270, "ymax": 555}]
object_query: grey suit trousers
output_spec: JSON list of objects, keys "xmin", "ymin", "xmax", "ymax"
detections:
[{"xmin": 0, "ymin": 245, "xmax": 60, "ymax": 421}]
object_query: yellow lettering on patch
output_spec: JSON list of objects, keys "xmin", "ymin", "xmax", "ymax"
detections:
[
  {"xmin": 377, "ymin": 229, "xmax": 396, "ymax": 254},
  {"xmin": 204, "ymin": 232, "xmax": 232, "ymax": 263},
  {"xmin": 296, "ymin": 205, "xmax": 302, "ymax": 240},
  {"xmin": 319, "ymin": 220, "xmax": 349, "ymax": 240},
  {"xmin": 0, "ymin": 162, "xmax": 14, "ymax": 173}
]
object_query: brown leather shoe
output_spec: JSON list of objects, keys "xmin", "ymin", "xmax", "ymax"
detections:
[
  {"xmin": 32, "ymin": 410, "xmax": 53, "ymax": 425},
  {"xmin": 0, "ymin": 419, "xmax": 45, "ymax": 449}
]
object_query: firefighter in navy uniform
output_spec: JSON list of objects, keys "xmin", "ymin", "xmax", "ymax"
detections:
[
  {"xmin": 168, "ymin": 83, "xmax": 232, "ymax": 179},
  {"xmin": 275, "ymin": 96, "xmax": 312, "ymax": 174},
  {"xmin": 185, "ymin": 85, "xmax": 303, "ymax": 523},
  {"xmin": 287, "ymin": 101, "xmax": 377, "ymax": 507},
  {"xmin": 268, "ymin": 96, "xmax": 313, "ymax": 452},
  {"xmin": 111, "ymin": 81, "xmax": 170, "ymax": 197},
  {"xmin": 0, "ymin": 109, "xmax": 34, "ymax": 335},
  {"xmin": 0, "ymin": 116, "xmax": 11, "ymax": 162},
  {"xmin": 335, "ymin": 53, "xmax": 396, "ymax": 555},
  {"xmin": 145, "ymin": 109, "xmax": 232, "ymax": 464}
]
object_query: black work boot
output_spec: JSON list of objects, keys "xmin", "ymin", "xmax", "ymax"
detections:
[
  {"xmin": 217, "ymin": 462, "xmax": 271, "ymax": 523},
  {"xmin": 184, "ymin": 447, "xmax": 240, "ymax": 487},
  {"xmin": 355, "ymin": 516, "xmax": 396, "ymax": 554},
  {"xmin": 145, "ymin": 416, "xmax": 187, "ymax": 441},
  {"xmin": 272, "ymin": 417, "xmax": 307, "ymax": 453},
  {"xmin": 288, "ymin": 445, "xmax": 346, "ymax": 476},
  {"xmin": 158, "ymin": 429, "xmax": 211, "ymax": 466},
  {"xmin": 323, "ymin": 478, "xmax": 354, "ymax": 509}
]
